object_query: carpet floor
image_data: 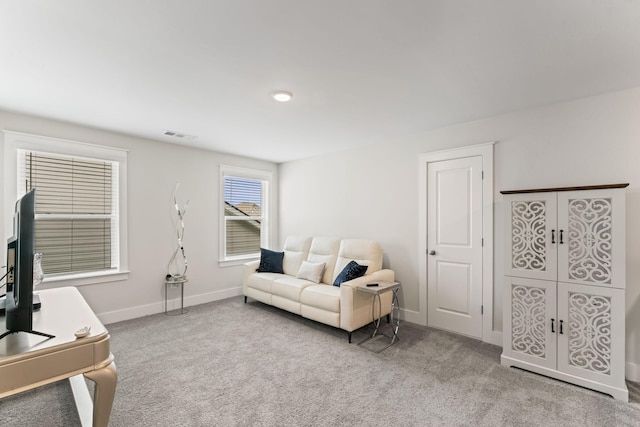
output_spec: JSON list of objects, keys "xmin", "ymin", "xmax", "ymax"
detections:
[{"xmin": 1, "ymin": 296, "xmax": 639, "ymax": 426}]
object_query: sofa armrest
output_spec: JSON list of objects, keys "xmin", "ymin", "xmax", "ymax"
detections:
[
  {"xmin": 242, "ymin": 260, "xmax": 260, "ymax": 293},
  {"xmin": 339, "ymin": 269, "xmax": 395, "ymax": 332},
  {"xmin": 340, "ymin": 269, "xmax": 395, "ymax": 289}
]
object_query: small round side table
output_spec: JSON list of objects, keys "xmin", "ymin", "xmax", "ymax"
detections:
[{"xmin": 164, "ymin": 276, "xmax": 188, "ymax": 315}]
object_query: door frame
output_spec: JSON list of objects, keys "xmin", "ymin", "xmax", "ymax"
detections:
[{"xmin": 418, "ymin": 142, "xmax": 498, "ymax": 345}]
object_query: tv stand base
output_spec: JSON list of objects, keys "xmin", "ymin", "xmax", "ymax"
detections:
[
  {"xmin": 0, "ymin": 329, "xmax": 55, "ymax": 340},
  {"xmin": 0, "ymin": 293, "xmax": 42, "ymax": 316}
]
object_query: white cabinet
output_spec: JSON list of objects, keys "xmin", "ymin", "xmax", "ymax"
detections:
[{"xmin": 501, "ymin": 185, "xmax": 628, "ymax": 401}]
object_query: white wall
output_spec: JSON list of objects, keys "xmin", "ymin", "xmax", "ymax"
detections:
[
  {"xmin": 279, "ymin": 87, "xmax": 640, "ymax": 380},
  {"xmin": 0, "ymin": 110, "xmax": 278, "ymax": 323},
  {"xmin": 2, "ymin": 87, "xmax": 638, "ymax": 380}
]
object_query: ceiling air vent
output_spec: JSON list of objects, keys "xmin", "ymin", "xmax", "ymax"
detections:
[{"xmin": 164, "ymin": 130, "xmax": 197, "ymax": 140}]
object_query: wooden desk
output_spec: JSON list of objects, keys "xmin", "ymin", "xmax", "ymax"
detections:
[{"xmin": 0, "ymin": 287, "xmax": 116, "ymax": 427}]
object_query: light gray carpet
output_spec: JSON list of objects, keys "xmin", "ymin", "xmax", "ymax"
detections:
[{"xmin": 1, "ymin": 296, "xmax": 639, "ymax": 426}]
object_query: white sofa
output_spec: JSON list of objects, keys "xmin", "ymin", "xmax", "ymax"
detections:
[{"xmin": 243, "ymin": 236, "xmax": 395, "ymax": 342}]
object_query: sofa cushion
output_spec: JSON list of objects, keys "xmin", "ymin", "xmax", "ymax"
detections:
[
  {"xmin": 306, "ymin": 237, "xmax": 340, "ymax": 285},
  {"xmin": 296, "ymin": 261, "xmax": 326, "ymax": 284},
  {"xmin": 257, "ymin": 248, "xmax": 284, "ymax": 273},
  {"xmin": 272, "ymin": 276, "xmax": 315, "ymax": 302},
  {"xmin": 282, "ymin": 236, "xmax": 312, "ymax": 276},
  {"xmin": 332, "ymin": 239, "xmax": 383, "ymax": 281},
  {"xmin": 301, "ymin": 305, "xmax": 339, "ymax": 328},
  {"xmin": 246, "ymin": 272, "xmax": 284, "ymax": 293},
  {"xmin": 300, "ymin": 285, "xmax": 341, "ymax": 313},
  {"xmin": 333, "ymin": 260, "xmax": 367, "ymax": 286}
]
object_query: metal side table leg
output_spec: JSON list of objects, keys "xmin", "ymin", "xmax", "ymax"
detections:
[
  {"xmin": 389, "ymin": 287, "xmax": 400, "ymax": 344},
  {"xmin": 371, "ymin": 293, "xmax": 382, "ymax": 338},
  {"xmin": 165, "ymin": 278, "xmax": 188, "ymax": 315}
]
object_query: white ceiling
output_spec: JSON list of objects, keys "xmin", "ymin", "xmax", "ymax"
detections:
[{"xmin": 1, "ymin": 1, "xmax": 639, "ymax": 163}]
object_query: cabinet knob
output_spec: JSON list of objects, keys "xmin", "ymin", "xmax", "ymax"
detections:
[
  {"xmin": 428, "ymin": 250, "xmax": 436, "ymax": 255},
  {"xmin": 551, "ymin": 229, "xmax": 556, "ymax": 244},
  {"xmin": 551, "ymin": 318, "xmax": 555, "ymax": 333}
]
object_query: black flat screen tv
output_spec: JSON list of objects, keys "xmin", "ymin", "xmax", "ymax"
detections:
[{"xmin": 1, "ymin": 189, "xmax": 53, "ymax": 340}]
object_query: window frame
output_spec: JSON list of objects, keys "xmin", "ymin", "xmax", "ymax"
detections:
[
  {"xmin": 3, "ymin": 130, "xmax": 129, "ymax": 287},
  {"xmin": 219, "ymin": 165, "xmax": 273, "ymax": 266}
]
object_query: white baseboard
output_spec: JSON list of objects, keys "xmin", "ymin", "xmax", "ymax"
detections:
[
  {"xmin": 399, "ymin": 307, "xmax": 422, "ymax": 325},
  {"xmin": 400, "ymin": 308, "xmax": 503, "ymax": 347},
  {"xmin": 487, "ymin": 331, "xmax": 502, "ymax": 347},
  {"xmin": 626, "ymin": 361, "xmax": 640, "ymax": 383},
  {"xmin": 97, "ymin": 286, "xmax": 243, "ymax": 325},
  {"xmin": 96, "ymin": 291, "xmax": 640, "ymax": 383}
]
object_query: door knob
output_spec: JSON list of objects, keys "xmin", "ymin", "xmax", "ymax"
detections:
[{"xmin": 428, "ymin": 250, "xmax": 436, "ymax": 255}]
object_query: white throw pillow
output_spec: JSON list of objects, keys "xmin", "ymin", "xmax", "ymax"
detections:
[{"xmin": 296, "ymin": 260, "xmax": 326, "ymax": 284}]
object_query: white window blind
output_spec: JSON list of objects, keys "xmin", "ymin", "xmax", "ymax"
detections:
[
  {"xmin": 224, "ymin": 176, "xmax": 264, "ymax": 257},
  {"xmin": 17, "ymin": 150, "xmax": 119, "ymax": 276}
]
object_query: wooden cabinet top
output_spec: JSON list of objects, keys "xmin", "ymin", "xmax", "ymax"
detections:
[{"xmin": 500, "ymin": 183, "xmax": 629, "ymax": 195}]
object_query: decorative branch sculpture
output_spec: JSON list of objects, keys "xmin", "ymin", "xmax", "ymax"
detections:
[{"xmin": 166, "ymin": 184, "xmax": 189, "ymax": 281}]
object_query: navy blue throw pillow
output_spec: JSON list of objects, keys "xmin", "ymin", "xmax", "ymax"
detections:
[
  {"xmin": 257, "ymin": 248, "xmax": 284, "ymax": 273},
  {"xmin": 333, "ymin": 260, "xmax": 367, "ymax": 286}
]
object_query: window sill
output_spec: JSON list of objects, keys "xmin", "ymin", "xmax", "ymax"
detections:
[
  {"xmin": 37, "ymin": 270, "xmax": 130, "ymax": 289},
  {"xmin": 219, "ymin": 257, "xmax": 258, "ymax": 268}
]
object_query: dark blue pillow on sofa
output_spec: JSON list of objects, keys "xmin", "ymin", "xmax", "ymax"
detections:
[
  {"xmin": 257, "ymin": 248, "xmax": 285, "ymax": 273},
  {"xmin": 333, "ymin": 260, "xmax": 367, "ymax": 286}
]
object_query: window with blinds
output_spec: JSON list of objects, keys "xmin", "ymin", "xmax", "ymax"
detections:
[
  {"xmin": 18, "ymin": 150, "xmax": 119, "ymax": 276},
  {"xmin": 223, "ymin": 175, "xmax": 266, "ymax": 258}
]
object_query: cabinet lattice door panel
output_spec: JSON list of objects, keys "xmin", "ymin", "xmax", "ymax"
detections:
[
  {"xmin": 557, "ymin": 282, "xmax": 626, "ymax": 386},
  {"xmin": 506, "ymin": 192, "xmax": 557, "ymax": 281},
  {"xmin": 557, "ymin": 190, "xmax": 626, "ymax": 288},
  {"xmin": 503, "ymin": 277, "xmax": 556, "ymax": 370},
  {"xmin": 501, "ymin": 184, "xmax": 628, "ymax": 401}
]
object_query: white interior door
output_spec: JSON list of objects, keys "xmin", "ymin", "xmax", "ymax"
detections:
[{"xmin": 427, "ymin": 156, "xmax": 483, "ymax": 338}]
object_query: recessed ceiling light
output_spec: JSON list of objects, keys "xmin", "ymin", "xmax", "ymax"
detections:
[{"xmin": 271, "ymin": 90, "xmax": 293, "ymax": 102}]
